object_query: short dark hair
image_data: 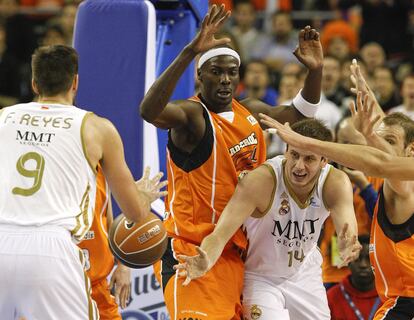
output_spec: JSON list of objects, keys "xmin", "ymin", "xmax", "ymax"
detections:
[
  {"xmin": 291, "ymin": 118, "xmax": 333, "ymax": 142},
  {"xmin": 382, "ymin": 112, "xmax": 414, "ymax": 147},
  {"xmin": 358, "ymin": 234, "xmax": 370, "ymax": 245},
  {"xmin": 31, "ymin": 45, "xmax": 78, "ymax": 96}
]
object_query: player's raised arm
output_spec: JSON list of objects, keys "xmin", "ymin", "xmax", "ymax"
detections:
[
  {"xmin": 242, "ymin": 26, "xmax": 323, "ymax": 126},
  {"xmin": 139, "ymin": 4, "xmax": 231, "ymax": 129},
  {"xmin": 174, "ymin": 165, "xmax": 275, "ymax": 285},
  {"xmin": 259, "ymin": 113, "xmax": 414, "ymax": 180}
]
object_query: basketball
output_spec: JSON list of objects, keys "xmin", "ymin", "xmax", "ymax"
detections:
[{"xmin": 109, "ymin": 212, "xmax": 168, "ymax": 269}]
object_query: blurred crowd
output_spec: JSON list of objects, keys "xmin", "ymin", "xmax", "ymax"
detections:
[{"xmin": 0, "ymin": 0, "xmax": 79, "ymax": 108}]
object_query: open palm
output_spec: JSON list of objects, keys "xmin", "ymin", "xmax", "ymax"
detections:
[
  {"xmin": 293, "ymin": 26, "xmax": 323, "ymax": 70},
  {"xmin": 188, "ymin": 4, "xmax": 231, "ymax": 54}
]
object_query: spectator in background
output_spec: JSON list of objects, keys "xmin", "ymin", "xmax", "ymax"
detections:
[
  {"xmin": 321, "ymin": 117, "xmax": 381, "ymax": 288},
  {"xmin": 338, "ymin": 0, "xmax": 410, "ymax": 60},
  {"xmin": 373, "ymin": 66, "xmax": 400, "ymax": 112},
  {"xmin": 322, "ymin": 55, "xmax": 348, "ymax": 108},
  {"xmin": 41, "ymin": 23, "xmax": 66, "ymax": 46},
  {"xmin": 281, "ymin": 61, "xmax": 303, "ymax": 77},
  {"xmin": 388, "ymin": 74, "xmax": 414, "ymax": 120},
  {"xmin": 320, "ymin": 20, "xmax": 358, "ymax": 63},
  {"xmin": 238, "ymin": 59, "xmax": 278, "ymax": 105},
  {"xmin": 327, "ymin": 235, "xmax": 381, "ymax": 320},
  {"xmin": 360, "ymin": 42, "xmax": 385, "ymax": 80},
  {"xmin": 252, "ymin": 10, "xmax": 298, "ymax": 72},
  {"xmin": 59, "ymin": 2, "xmax": 77, "ymax": 45},
  {"xmin": 227, "ymin": 0, "xmax": 266, "ymax": 63},
  {"xmin": 0, "ymin": 17, "xmax": 21, "ymax": 108}
]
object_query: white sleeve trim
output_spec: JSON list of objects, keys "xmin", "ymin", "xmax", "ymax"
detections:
[{"xmin": 292, "ymin": 89, "xmax": 320, "ymax": 118}]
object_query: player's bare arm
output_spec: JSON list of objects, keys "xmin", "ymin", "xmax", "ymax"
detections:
[
  {"xmin": 350, "ymin": 91, "xmax": 414, "ymax": 209},
  {"xmin": 242, "ymin": 26, "xmax": 323, "ymax": 126},
  {"xmin": 139, "ymin": 4, "xmax": 230, "ymax": 130},
  {"xmin": 259, "ymin": 113, "xmax": 414, "ymax": 180},
  {"xmin": 174, "ymin": 165, "xmax": 275, "ymax": 285},
  {"xmin": 83, "ymin": 114, "xmax": 167, "ymax": 223},
  {"xmin": 323, "ymin": 168, "xmax": 361, "ymax": 267}
]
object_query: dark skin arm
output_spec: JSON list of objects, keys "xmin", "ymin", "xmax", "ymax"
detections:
[
  {"xmin": 139, "ymin": 5, "xmax": 230, "ymax": 131},
  {"xmin": 242, "ymin": 26, "xmax": 323, "ymax": 128}
]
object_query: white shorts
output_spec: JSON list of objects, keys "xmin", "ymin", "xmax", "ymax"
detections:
[
  {"xmin": 0, "ymin": 224, "xmax": 99, "ymax": 320},
  {"xmin": 243, "ymin": 249, "xmax": 330, "ymax": 320}
]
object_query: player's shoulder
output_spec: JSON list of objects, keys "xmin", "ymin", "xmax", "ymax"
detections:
[{"xmin": 323, "ymin": 167, "xmax": 353, "ymax": 201}]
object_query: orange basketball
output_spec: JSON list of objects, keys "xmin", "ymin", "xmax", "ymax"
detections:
[{"xmin": 109, "ymin": 212, "xmax": 168, "ymax": 268}]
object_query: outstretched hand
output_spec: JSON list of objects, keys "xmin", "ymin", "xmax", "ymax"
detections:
[
  {"xmin": 135, "ymin": 166, "xmax": 168, "ymax": 204},
  {"xmin": 188, "ymin": 4, "xmax": 231, "ymax": 54},
  {"xmin": 349, "ymin": 91, "xmax": 382, "ymax": 139},
  {"xmin": 349, "ymin": 59, "xmax": 384, "ymax": 117},
  {"xmin": 293, "ymin": 26, "xmax": 323, "ymax": 71},
  {"xmin": 259, "ymin": 113, "xmax": 311, "ymax": 149},
  {"xmin": 173, "ymin": 247, "xmax": 212, "ymax": 286},
  {"xmin": 337, "ymin": 223, "xmax": 362, "ymax": 268}
]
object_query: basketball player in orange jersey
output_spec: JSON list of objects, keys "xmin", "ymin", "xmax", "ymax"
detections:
[
  {"xmin": 321, "ymin": 117, "xmax": 382, "ymax": 288},
  {"xmin": 0, "ymin": 45, "xmax": 166, "ymax": 320},
  {"xmin": 259, "ymin": 93, "xmax": 414, "ymax": 319},
  {"xmin": 78, "ymin": 165, "xmax": 130, "ymax": 320},
  {"xmin": 139, "ymin": 4, "xmax": 324, "ymax": 319}
]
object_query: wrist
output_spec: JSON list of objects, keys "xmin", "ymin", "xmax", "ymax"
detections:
[
  {"xmin": 292, "ymin": 89, "xmax": 320, "ymax": 118},
  {"xmin": 184, "ymin": 44, "xmax": 201, "ymax": 56},
  {"xmin": 307, "ymin": 64, "xmax": 323, "ymax": 72}
]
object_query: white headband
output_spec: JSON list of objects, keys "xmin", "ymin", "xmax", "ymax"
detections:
[{"xmin": 197, "ymin": 48, "xmax": 241, "ymax": 69}]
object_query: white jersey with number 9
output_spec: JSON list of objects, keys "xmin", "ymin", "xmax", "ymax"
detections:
[{"xmin": 0, "ymin": 102, "xmax": 97, "ymax": 242}]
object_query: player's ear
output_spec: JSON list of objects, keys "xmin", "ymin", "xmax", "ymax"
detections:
[
  {"xmin": 320, "ymin": 156, "xmax": 328, "ymax": 167},
  {"xmin": 405, "ymin": 142, "xmax": 414, "ymax": 157}
]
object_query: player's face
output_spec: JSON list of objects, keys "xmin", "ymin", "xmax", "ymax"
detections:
[
  {"xmin": 349, "ymin": 244, "xmax": 374, "ymax": 286},
  {"xmin": 375, "ymin": 123, "xmax": 406, "ymax": 156},
  {"xmin": 198, "ymin": 56, "xmax": 240, "ymax": 111},
  {"xmin": 284, "ymin": 146, "xmax": 326, "ymax": 188}
]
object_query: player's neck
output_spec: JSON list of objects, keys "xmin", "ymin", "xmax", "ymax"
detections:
[{"xmin": 37, "ymin": 94, "xmax": 74, "ymax": 106}]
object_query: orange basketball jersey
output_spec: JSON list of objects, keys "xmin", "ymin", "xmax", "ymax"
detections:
[
  {"xmin": 322, "ymin": 177, "xmax": 383, "ymax": 283},
  {"xmin": 78, "ymin": 165, "xmax": 115, "ymax": 283},
  {"xmin": 164, "ymin": 97, "xmax": 266, "ymax": 248},
  {"xmin": 370, "ymin": 187, "xmax": 414, "ymax": 301}
]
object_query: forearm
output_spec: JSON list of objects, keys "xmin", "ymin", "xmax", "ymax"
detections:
[
  {"xmin": 139, "ymin": 46, "xmax": 196, "ymax": 122},
  {"xmin": 301, "ymin": 66, "xmax": 323, "ymax": 104},
  {"xmin": 309, "ymin": 140, "xmax": 391, "ymax": 177}
]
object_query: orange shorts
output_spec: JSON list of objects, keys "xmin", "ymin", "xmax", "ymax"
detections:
[
  {"xmin": 154, "ymin": 238, "xmax": 244, "ymax": 320},
  {"xmin": 91, "ymin": 278, "xmax": 122, "ymax": 320},
  {"xmin": 373, "ymin": 297, "xmax": 414, "ymax": 320}
]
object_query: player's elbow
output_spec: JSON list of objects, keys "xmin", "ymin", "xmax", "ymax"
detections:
[{"xmin": 139, "ymin": 102, "xmax": 155, "ymax": 123}]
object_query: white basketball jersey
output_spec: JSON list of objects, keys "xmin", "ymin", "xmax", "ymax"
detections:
[
  {"xmin": 0, "ymin": 102, "xmax": 97, "ymax": 242},
  {"xmin": 244, "ymin": 155, "xmax": 331, "ymax": 279}
]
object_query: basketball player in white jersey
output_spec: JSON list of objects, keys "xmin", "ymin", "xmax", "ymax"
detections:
[
  {"xmin": 175, "ymin": 119, "xmax": 361, "ymax": 319},
  {"xmin": 0, "ymin": 45, "xmax": 166, "ymax": 320}
]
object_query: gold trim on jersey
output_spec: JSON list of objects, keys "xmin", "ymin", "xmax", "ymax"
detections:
[
  {"xmin": 72, "ymin": 184, "xmax": 92, "ymax": 241},
  {"xmin": 81, "ymin": 112, "xmax": 97, "ymax": 174},
  {"xmin": 322, "ymin": 166, "xmax": 333, "ymax": 210},
  {"xmin": 282, "ymin": 160, "xmax": 318, "ymax": 209},
  {"xmin": 78, "ymin": 249, "xmax": 98, "ymax": 320},
  {"xmin": 251, "ymin": 163, "xmax": 277, "ymax": 218}
]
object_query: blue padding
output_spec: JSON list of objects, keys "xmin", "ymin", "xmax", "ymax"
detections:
[{"xmin": 74, "ymin": 0, "xmax": 151, "ymax": 213}]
